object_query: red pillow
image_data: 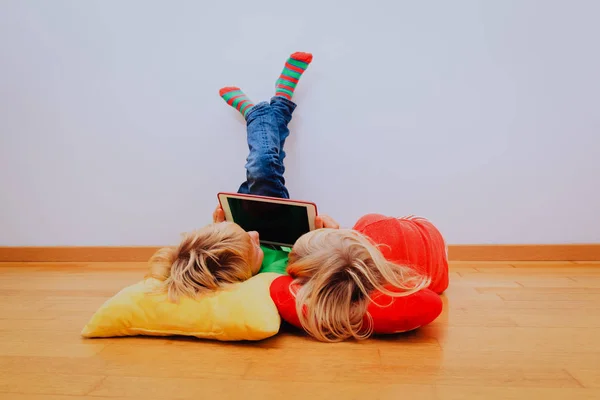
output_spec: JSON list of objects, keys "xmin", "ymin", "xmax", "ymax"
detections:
[
  {"xmin": 270, "ymin": 275, "xmax": 443, "ymax": 335},
  {"xmin": 353, "ymin": 214, "xmax": 449, "ymax": 294}
]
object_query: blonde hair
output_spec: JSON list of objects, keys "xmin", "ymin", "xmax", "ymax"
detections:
[
  {"xmin": 148, "ymin": 222, "xmax": 254, "ymax": 301},
  {"xmin": 287, "ymin": 229, "xmax": 430, "ymax": 342}
]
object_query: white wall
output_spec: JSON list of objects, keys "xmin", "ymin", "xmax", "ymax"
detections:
[{"xmin": 1, "ymin": 0, "xmax": 599, "ymax": 246}]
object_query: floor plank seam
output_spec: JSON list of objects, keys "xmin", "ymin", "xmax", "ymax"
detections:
[
  {"xmin": 563, "ymin": 368, "xmax": 586, "ymax": 388},
  {"xmin": 84, "ymin": 375, "xmax": 108, "ymax": 396}
]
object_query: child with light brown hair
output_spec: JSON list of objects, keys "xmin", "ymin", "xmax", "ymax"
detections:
[
  {"xmin": 149, "ymin": 52, "xmax": 433, "ymax": 342},
  {"xmin": 149, "ymin": 52, "xmax": 339, "ymax": 301}
]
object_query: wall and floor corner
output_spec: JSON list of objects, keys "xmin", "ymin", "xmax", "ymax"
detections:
[{"xmin": 1, "ymin": 1, "xmax": 599, "ymax": 261}]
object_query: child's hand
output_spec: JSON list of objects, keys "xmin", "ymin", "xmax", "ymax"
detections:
[
  {"xmin": 316, "ymin": 215, "xmax": 340, "ymax": 229},
  {"xmin": 213, "ymin": 205, "xmax": 225, "ymax": 223}
]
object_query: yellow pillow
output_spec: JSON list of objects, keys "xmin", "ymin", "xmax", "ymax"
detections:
[{"xmin": 81, "ymin": 272, "xmax": 281, "ymax": 341}]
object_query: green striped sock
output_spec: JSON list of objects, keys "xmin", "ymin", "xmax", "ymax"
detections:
[
  {"xmin": 275, "ymin": 52, "xmax": 313, "ymax": 100},
  {"xmin": 219, "ymin": 87, "xmax": 255, "ymax": 118}
]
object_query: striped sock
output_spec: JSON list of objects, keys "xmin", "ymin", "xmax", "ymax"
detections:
[
  {"xmin": 275, "ymin": 52, "xmax": 313, "ymax": 100},
  {"xmin": 219, "ymin": 87, "xmax": 255, "ymax": 118}
]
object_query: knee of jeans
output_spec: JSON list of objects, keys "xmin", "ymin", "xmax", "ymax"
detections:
[{"xmin": 247, "ymin": 153, "xmax": 281, "ymax": 178}]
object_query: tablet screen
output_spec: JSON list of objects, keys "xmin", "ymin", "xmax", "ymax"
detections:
[{"xmin": 226, "ymin": 197, "xmax": 310, "ymax": 246}]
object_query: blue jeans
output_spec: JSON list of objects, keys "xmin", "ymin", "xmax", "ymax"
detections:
[{"xmin": 237, "ymin": 96, "xmax": 296, "ymax": 199}]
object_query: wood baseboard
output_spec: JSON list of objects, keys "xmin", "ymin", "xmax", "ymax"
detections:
[
  {"xmin": 1, "ymin": 244, "xmax": 599, "ymax": 262},
  {"xmin": 448, "ymin": 244, "xmax": 600, "ymax": 261},
  {"xmin": 0, "ymin": 246, "xmax": 161, "ymax": 263}
]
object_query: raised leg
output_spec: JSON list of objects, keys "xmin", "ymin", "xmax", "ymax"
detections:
[
  {"xmin": 270, "ymin": 52, "xmax": 312, "ymax": 165},
  {"xmin": 268, "ymin": 96, "xmax": 296, "ymax": 166}
]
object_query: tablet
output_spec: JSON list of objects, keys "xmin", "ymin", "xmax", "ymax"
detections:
[{"xmin": 217, "ymin": 192, "xmax": 318, "ymax": 247}]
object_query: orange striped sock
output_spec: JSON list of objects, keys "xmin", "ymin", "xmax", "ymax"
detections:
[
  {"xmin": 275, "ymin": 52, "xmax": 313, "ymax": 100},
  {"xmin": 219, "ymin": 87, "xmax": 255, "ymax": 118}
]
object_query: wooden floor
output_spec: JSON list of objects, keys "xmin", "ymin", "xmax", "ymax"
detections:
[{"xmin": 1, "ymin": 261, "xmax": 599, "ymax": 400}]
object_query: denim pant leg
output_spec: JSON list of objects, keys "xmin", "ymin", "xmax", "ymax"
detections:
[
  {"xmin": 237, "ymin": 101, "xmax": 290, "ymax": 198},
  {"xmin": 269, "ymin": 96, "xmax": 296, "ymax": 166}
]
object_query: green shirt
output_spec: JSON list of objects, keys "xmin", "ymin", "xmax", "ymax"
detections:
[{"xmin": 258, "ymin": 245, "xmax": 290, "ymax": 275}]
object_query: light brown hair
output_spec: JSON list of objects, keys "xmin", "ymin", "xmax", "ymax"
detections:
[
  {"xmin": 148, "ymin": 222, "xmax": 255, "ymax": 301},
  {"xmin": 287, "ymin": 229, "xmax": 430, "ymax": 342}
]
